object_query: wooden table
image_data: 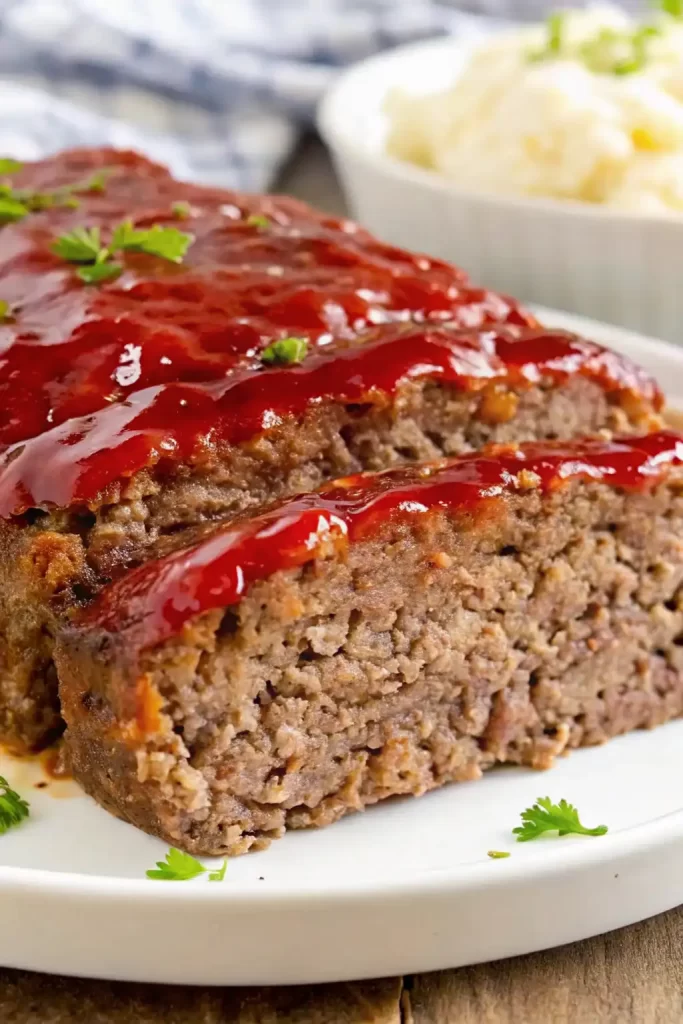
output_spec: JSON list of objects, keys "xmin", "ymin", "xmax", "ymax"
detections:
[
  {"xmin": 4, "ymin": 138, "xmax": 680, "ymax": 1024},
  {"xmin": 4, "ymin": 905, "xmax": 683, "ymax": 1023}
]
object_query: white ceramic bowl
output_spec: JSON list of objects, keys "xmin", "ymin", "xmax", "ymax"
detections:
[{"xmin": 318, "ymin": 37, "xmax": 683, "ymax": 344}]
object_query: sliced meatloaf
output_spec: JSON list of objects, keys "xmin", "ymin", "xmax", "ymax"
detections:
[
  {"xmin": 56, "ymin": 431, "xmax": 683, "ymax": 855},
  {"xmin": 0, "ymin": 147, "xmax": 663, "ymax": 750}
]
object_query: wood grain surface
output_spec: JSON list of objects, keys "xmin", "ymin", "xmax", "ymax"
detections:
[
  {"xmin": 4, "ymin": 905, "xmax": 683, "ymax": 1022},
  {"xmin": 404, "ymin": 906, "xmax": 683, "ymax": 1024},
  {"xmin": 1, "ymin": 136, "xmax": 680, "ymax": 1024},
  {"xmin": 0, "ymin": 971, "xmax": 402, "ymax": 1023}
]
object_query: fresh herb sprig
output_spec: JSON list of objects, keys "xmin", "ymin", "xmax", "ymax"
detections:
[
  {"xmin": 513, "ymin": 797, "xmax": 608, "ymax": 842},
  {"xmin": 0, "ymin": 158, "xmax": 23, "ymax": 176},
  {"xmin": 658, "ymin": 0, "xmax": 683, "ymax": 19},
  {"xmin": 172, "ymin": 200, "xmax": 192, "ymax": 219},
  {"xmin": 247, "ymin": 213, "xmax": 271, "ymax": 229},
  {"xmin": 111, "ymin": 220, "xmax": 194, "ymax": 262},
  {"xmin": 261, "ymin": 336, "xmax": 309, "ymax": 366},
  {"xmin": 53, "ymin": 218, "xmax": 194, "ymax": 284},
  {"xmin": 146, "ymin": 847, "xmax": 227, "ymax": 882},
  {"xmin": 528, "ymin": 11, "xmax": 567, "ymax": 62},
  {"xmin": 0, "ymin": 161, "xmax": 111, "ymax": 224},
  {"xmin": 580, "ymin": 24, "xmax": 661, "ymax": 75},
  {"xmin": 0, "ymin": 775, "xmax": 29, "ymax": 835},
  {"xmin": 528, "ymin": 11, "xmax": 662, "ymax": 75}
]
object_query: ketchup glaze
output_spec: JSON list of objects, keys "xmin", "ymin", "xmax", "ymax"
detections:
[
  {"xmin": 0, "ymin": 322, "xmax": 661, "ymax": 517},
  {"xmin": 81, "ymin": 431, "xmax": 683, "ymax": 650},
  {"xmin": 0, "ymin": 149, "xmax": 661, "ymax": 516}
]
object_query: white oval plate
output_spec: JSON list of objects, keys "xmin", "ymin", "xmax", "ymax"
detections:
[{"xmin": 2, "ymin": 310, "xmax": 683, "ymax": 987}]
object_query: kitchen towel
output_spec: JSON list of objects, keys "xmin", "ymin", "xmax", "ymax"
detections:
[{"xmin": 0, "ymin": 0, "xmax": 488, "ymax": 189}]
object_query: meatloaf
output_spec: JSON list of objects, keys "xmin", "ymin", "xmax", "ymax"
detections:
[
  {"xmin": 0, "ymin": 147, "xmax": 663, "ymax": 751},
  {"xmin": 56, "ymin": 431, "xmax": 683, "ymax": 855}
]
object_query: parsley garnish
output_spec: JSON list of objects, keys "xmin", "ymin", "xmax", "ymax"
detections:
[
  {"xmin": 261, "ymin": 336, "xmax": 309, "ymax": 366},
  {"xmin": 209, "ymin": 859, "xmax": 228, "ymax": 882},
  {"xmin": 81, "ymin": 170, "xmax": 109, "ymax": 193},
  {"xmin": 247, "ymin": 213, "xmax": 271, "ymax": 229},
  {"xmin": 513, "ymin": 797, "xmax": 608, "ymax": 842},
  {"xmin": 528, "ymin": 11, "xmax": 566, "ymax": 61},
  {"xmin": 77, "ymin": 262, "xmax": 122, "ymax": 285},
  {"xmin": 580, "ymin": 25, "xmax": 660, "ymax": 75},
  {"xmin": 487, "ymin": 850, "xmax": 511, "ymax": 859},
  {"xmin": 111, "ymin": 219, "xmax": 193, "ymax": 262},
  {"xmin": 529, "ymin": 11, "xmax": 661, "ymax": 74},
  {"xmin": 53, "ymin": 219, "xmax": 194, "ymax": 284},
  {"xmin": 0, "ymin": 196, "xmax": 29, "ymax": 223},
  {"xmin": 172, "ymin": 200, "xmax": 192, "ymax": 219},
  {"xmin": 0, "ymin": 775, "xmax": 29, "ymax": 834},
  {"xmin": 53, "ymin": 225, "xmax": 104, "ymax": 263},
  {"xmin": 546, "ymin": 11, "xmax": 565, "ymax": 54},
  {"xmin": 0, "ymin": 158, "xmax": 22, "ymax": 176},
  {"xmin": 658, "ymin": 0, "xmax": 683, "ymax": 18},
  {"xmin": 0, "ymin": 164, "xmax": 113, "ymax": 223},
  {"xmin": 146, "ymin": 847, "xmax": 227, "ymax": 882}
]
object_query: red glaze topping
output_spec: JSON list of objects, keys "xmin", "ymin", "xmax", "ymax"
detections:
[
  {"xmin": 82, "ymin": 431, "xmax": 683, "ymax": 650},
  {"xmin": 0, "ymin": 323, "xmax": 661, "ymax": 516},
  {"xmin": 0, "ymin": 148, "xmax": 661, "ymax": 516}
]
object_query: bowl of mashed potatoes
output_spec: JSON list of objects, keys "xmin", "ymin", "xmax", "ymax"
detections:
[{"xmin": 318, "ymin": 5, "xmax": 683, "ymax": 342}]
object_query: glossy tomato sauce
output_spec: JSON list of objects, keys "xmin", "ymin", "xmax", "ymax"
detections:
[
  {"xmin": 0, "ymin": 149, "xmax": 661, "ymax": 516},
  {"xmin": 81, "ymin": 431, "xmax": 683, "ymax": 650}
]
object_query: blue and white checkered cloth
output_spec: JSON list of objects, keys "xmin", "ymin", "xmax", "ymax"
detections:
[
  {"xmin": 0, "ymin": 0, "xmax": 633, "ymax": 192},
  {"xmin": 0, "ymin": 0, "xmax": 494, "ymax": 190}
]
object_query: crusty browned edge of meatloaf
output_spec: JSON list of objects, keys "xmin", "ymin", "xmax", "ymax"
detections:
[
  {"xmin": 56, "ymin": 470, "xmax": 683, "ymax": 856},
  {"xmin": 0, "ymin": 373, "xmax": 656, "ymax": 751}
]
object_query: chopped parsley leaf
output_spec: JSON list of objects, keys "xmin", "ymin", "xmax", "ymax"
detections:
[
  {"xmin": 0, "ymin": 776, "xmax": 29, "ymax": 834},
  {"xmin": 52, "ymin": 225, "xmax": 104, "ymax": 263},
  {"xmin": 247, "ymin": 213, "xmax": 271, "ymax": 229},
  {"xmin": 77, "ymin": 262, "xmax": 122, "ymax": 285},
  {"xmin": 659, "ymin": 0, "xmax": 683, "ymax": 18},
  {"xmin": 54, "ymin": 218, "xmax": 195, "ymax": 285},
  {"xmin": 112, "ymin": 220, "xmax": 194, "ymax": 263},
  {"xmin": 209, "ymin": 860, "xmax": 228, "ymax": 882},
  {"xmin": 530, "ymin": 12, "xmax": 661, "ymax": 74},
  {"xmin": 0, "ymin": 158, "xmax": 23, "ymax": 176},
  {"xmin": 261, "ymin": 336, "xmax": 309, "ymax": 366},
  {"xmin": 0, "ymin": 165, "xmax": 111, "ymax": 225},
  {"xmin": 0, "ymin": 196, "xmax": 29, "ymax": 223},
  {"xmin": 172, "ymin": 200, "xmax": 192, "ymax": 219},
  {"xmin": 146, "ymin": 847, "xmax": 227, "ymax": 882},
  {"xmin": 82, "ymin": 170, "xmax": 109, "ymax": 193},
  {"xmin": 513, "ymin": 797, "xmax": 608, "ymax": 842},
  {"xmin": 546, "ymin": 11, "xmax": 564, "ymax": 53}
]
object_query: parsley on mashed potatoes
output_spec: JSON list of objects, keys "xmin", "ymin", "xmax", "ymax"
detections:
[{"xmin": 385, "ymin": 5, "xmax": 683, "ymax": 213}]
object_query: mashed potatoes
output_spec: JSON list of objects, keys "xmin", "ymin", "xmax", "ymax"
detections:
[{"xmin": 385, "ymin": 6, "xmax": 683, "ymax": 213}]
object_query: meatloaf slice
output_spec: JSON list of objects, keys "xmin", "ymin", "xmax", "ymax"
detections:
[
  {"xmin": 0, "ymin": 149, "xmax": 666, "ymax": 752},
  {"xmin": 0, "ymin": 147, "xmax": 664, "ymax": 752},
  {"xmin": 0, "ymin": 322, "xmax": 663, "ymax": 752},
  {"xmin": 56, "ymin": 431, "xmax": 683, "ymax": 855}
]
